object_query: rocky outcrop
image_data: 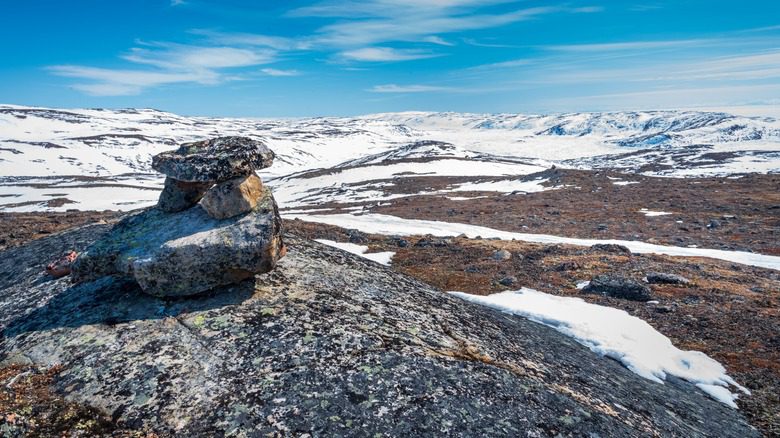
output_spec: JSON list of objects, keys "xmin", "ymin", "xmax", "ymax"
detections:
[
  {"xmin": 582, "ymin": 274, "xmax": 653, "ymax": 301},
  {"xmin": 0, "ymin": 225, "xmax": 759, "ymax": 437},
  {"xmin": 646, "ymin": 271, "xmax": 691, "ymax": 285},
  {"xmin": 70, "ymin": 136, "xmax": 285, "ymax": 297},
  {"xmin": 70, "ymin": 187, "xmax": 283, "ymax": 297}
]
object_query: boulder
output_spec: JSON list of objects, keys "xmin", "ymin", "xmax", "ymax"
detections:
[
  {"xmin": 492, "ymin": 249, "xmax": 512, "ymax": 261},
  {"xmin": 554, "ymin": 261, "xmax": 580, "ymax": 271},
  {"xmin": 152, "ymin": 136, "xmax": 274, "ymax": 183},
  {"xmin": 347, "ymin": 229, "xmax": 368, "ymax": 244},
  {"xmin": 646, "ymin": 272, "xmax": 691, "ymax": 285},
  {"xmin": 413, "ymin": 237, "xmax": 449, "ymax": 248},
  {"xmin": 590, "ymin": 243, "xmax": 631, "ymax": 254},
  {"xmin": 582, "ymin": 274, "xmax": 653, "ymax": 301},
  {"xmin": 200, "ymin": 174, "xmax": 264, "ymax": 220},
  {"xmin": 157, "ymin": 177, "xmax": 212, "ymax": 213},
  {"xmin": 71, "ymin": 186, "xmax": 284, "ymax": 297},
  {"xmin": 0, "ymin": 229, "xmax": 759, "ymax": 437}
]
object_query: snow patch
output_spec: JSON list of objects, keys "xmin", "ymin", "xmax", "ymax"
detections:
[
  {"xmin": 639, "ymin": 209, "xmax": 673, "ymax": 217},
  {"xmin": 449, "ymin": 288, "xmax": 749, "ymax": 408},
  {"xmin": 314, "ymin": 239, "xmax": 394, "ymax": 265},
  {"xmin": 288, "ymin": 213, "xmax": 780, "ymax": 271}
]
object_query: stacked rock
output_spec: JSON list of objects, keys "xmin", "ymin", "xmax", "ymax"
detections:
[
  {"xmin": 152, "ymin": 137, "xmax": 275, "ymax": 217},
  {"xmin": 71, "ymin": 136, "xmax": 285, "ymax": 297}
]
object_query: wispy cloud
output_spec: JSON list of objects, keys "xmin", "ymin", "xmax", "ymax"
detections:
[
  {"xmin": 314, "ymin": 6, "xmax": 557, "ymax": 46},
  {"xmin": 628, "ymin": 4, "xmax": 663, "ymax": 12},
  {"xmin": 369, "ymin": 84, "xmax": 451, "ymax": 93},
  {"xmin": 54, "ymin": 1, "xmax": 579, "ymax": 96},
  {"xmin": 545, "ymin": 38, "xmax": 717, "ymax": 52},
  {"xmin": 261, "ymin": 68, "xmax": 302, "ymax": 76},
  {"xmin": 423, "ymin": 36, "xmax": 454, "ymax": 46},
  {"xmin": 123, "ymin": 44, "xmax": 275, "ymax": 69},
  {"xmin": 49, "ymin": 44, "xmax": 275, "ymax": 96},
  {"xmin": 548, "ymin": 83, "xmax": 780, "ymax": 110},
  {"xmin": 340, "ymin": 47, "xmax": 440, "ymax": 61},
  {"xmin": 571, "ymin": 6, "xmax": 603, "ymax": 13},
  {"xmin": 288, "ymin": 0, "xmax": 521, "ymax": 18},
  {"xmin": 190, "ymin": 30, "xmax": 313, "ymax": 50},
  {"xmin": 462, "ymin": 37, "xmax": 519, "ymax": 48},
  {"xmin": 48, "ymin": 66, "xmax": 216, "ymax": 96},
  {"xmin": 468, "ymin": 58, "xmax": 533, "ymax": 70}
]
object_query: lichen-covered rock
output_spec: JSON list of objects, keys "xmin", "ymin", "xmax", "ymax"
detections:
[
  {"xmin": 646, "ymin": 271, "xmax": 691, "ymax": 285},
  {"xmin": 0, "ymin": 229, "xmax": 759, "ymax": 437},
  {"xmin": 582, "ymin": 274, "xmax": 653, "ymax": 301},
  {"xmin": 200, "ymin": 174, "xmax": 264, "ymax": 220},
  {"xmin": 151, "ymin": 136, "xmax": 274, "ymax": 183},
  {"xmin": 71, "ymin": 186, "xmax": 284, "ymax": 297},
  {"xmin": 157, "ymin": 177, "xmax": 212, "ymax": 213},
  {"xmin": 591, "ymin": 243, "xmax": 632, "ymax": 254},
  {"xmin": 492, "ymin": 249, "xmax": 512, "ymax": 261}
]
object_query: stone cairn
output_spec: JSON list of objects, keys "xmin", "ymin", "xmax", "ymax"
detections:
[{"xmin": 71, "ymin": 136, "xmax": 286, "ymax": 297}]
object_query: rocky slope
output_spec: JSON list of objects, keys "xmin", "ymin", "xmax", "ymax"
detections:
[{"xmin": 0, "ymin": 222, "xmax": 760, "ymax": 436}]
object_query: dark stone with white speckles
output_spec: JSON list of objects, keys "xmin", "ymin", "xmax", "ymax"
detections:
[{"xmin": 152, "ymin": 136, "xmax": 274, "ymax": 183}]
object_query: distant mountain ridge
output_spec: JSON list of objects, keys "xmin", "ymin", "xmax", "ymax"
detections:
[{"xmin": 1, "ymin": 104, "xmax": 778, "ymax": 212}]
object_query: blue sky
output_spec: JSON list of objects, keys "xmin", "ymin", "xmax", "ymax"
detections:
[{"xmin": 1, "ymin": 0, "xmax": 779, "ymax": 116}]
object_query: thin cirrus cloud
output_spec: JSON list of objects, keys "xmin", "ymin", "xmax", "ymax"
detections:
[
  {"xmin": 47, "ymin": 0, "xmax": 605, "ymax": 97},
  {"xmin": 370, "ymin": 84, "xmax": 451, "ymax": 93},
  {"xmin": 339, "ymin": 47, "xmax": 440, "ymax": 62},
  {"xmin": 453, "ymin": 31, "xmax": 780, "ymax": 111},
  {"xmin": 123, "ymin": 43, "xmax": 275, "ymax": 69},
  {"xmin": 261, "ymin": 68, "xmax": 301, "ymax": 76},
  {"xmin": 47, "ymin": 66, "xmax": 217, "ymax": 96},
  {"xmin": 314, "ymin": 6, "xmax": 559, "ymax": 46},
  {"xmin": 190, "ymin": 29, "xmax": 313, "ymax": 51},
  {"xmin": 287, "ymin": 0, "xmax": 523, "ymax": 18},
  {"xmin": 49, "ymin": 44, "xmax": 276, "ymax": 96}
]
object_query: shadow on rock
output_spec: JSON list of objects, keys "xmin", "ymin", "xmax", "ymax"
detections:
[{"xmin": 2, "ymin": 275, "xmax": 257, "ymax": 339}]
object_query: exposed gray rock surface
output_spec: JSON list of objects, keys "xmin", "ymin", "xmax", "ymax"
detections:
[
  {"xmin": 151, "ymin": 136, "xmax": 274, "ymax": 183},
  {"xmin": 590, "ymin": 243, "xmax": 632, "ymax": 254},
  {"xmin": 200, "ymin": 173, "xmax": 264, "ymax": 220},
  {"xmin": 0, "ymin": 224, "xmax": 759, "ymax": 437},
  {"xmin": 492, "ymin": 249, "xmax": 512, "ymax": 261},
  {"xmin": 71, "ymin": 186, "xmax": 284, "ymax": 297},
  {"xmin": 646, "ymin": 271, "xmax": 692, "ymax": 285},
  {"xmin": 156, "ymin": 177, "xmax": 212, "ymax": 213},
  {"xmin": 583, "ymin": 274, "xmax": 653, "ymax": 301}
]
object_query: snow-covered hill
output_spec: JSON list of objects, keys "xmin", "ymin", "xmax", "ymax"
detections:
[{"xmin": 1, "ymin": 104, "xmax": 778, "ymax": 211}]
